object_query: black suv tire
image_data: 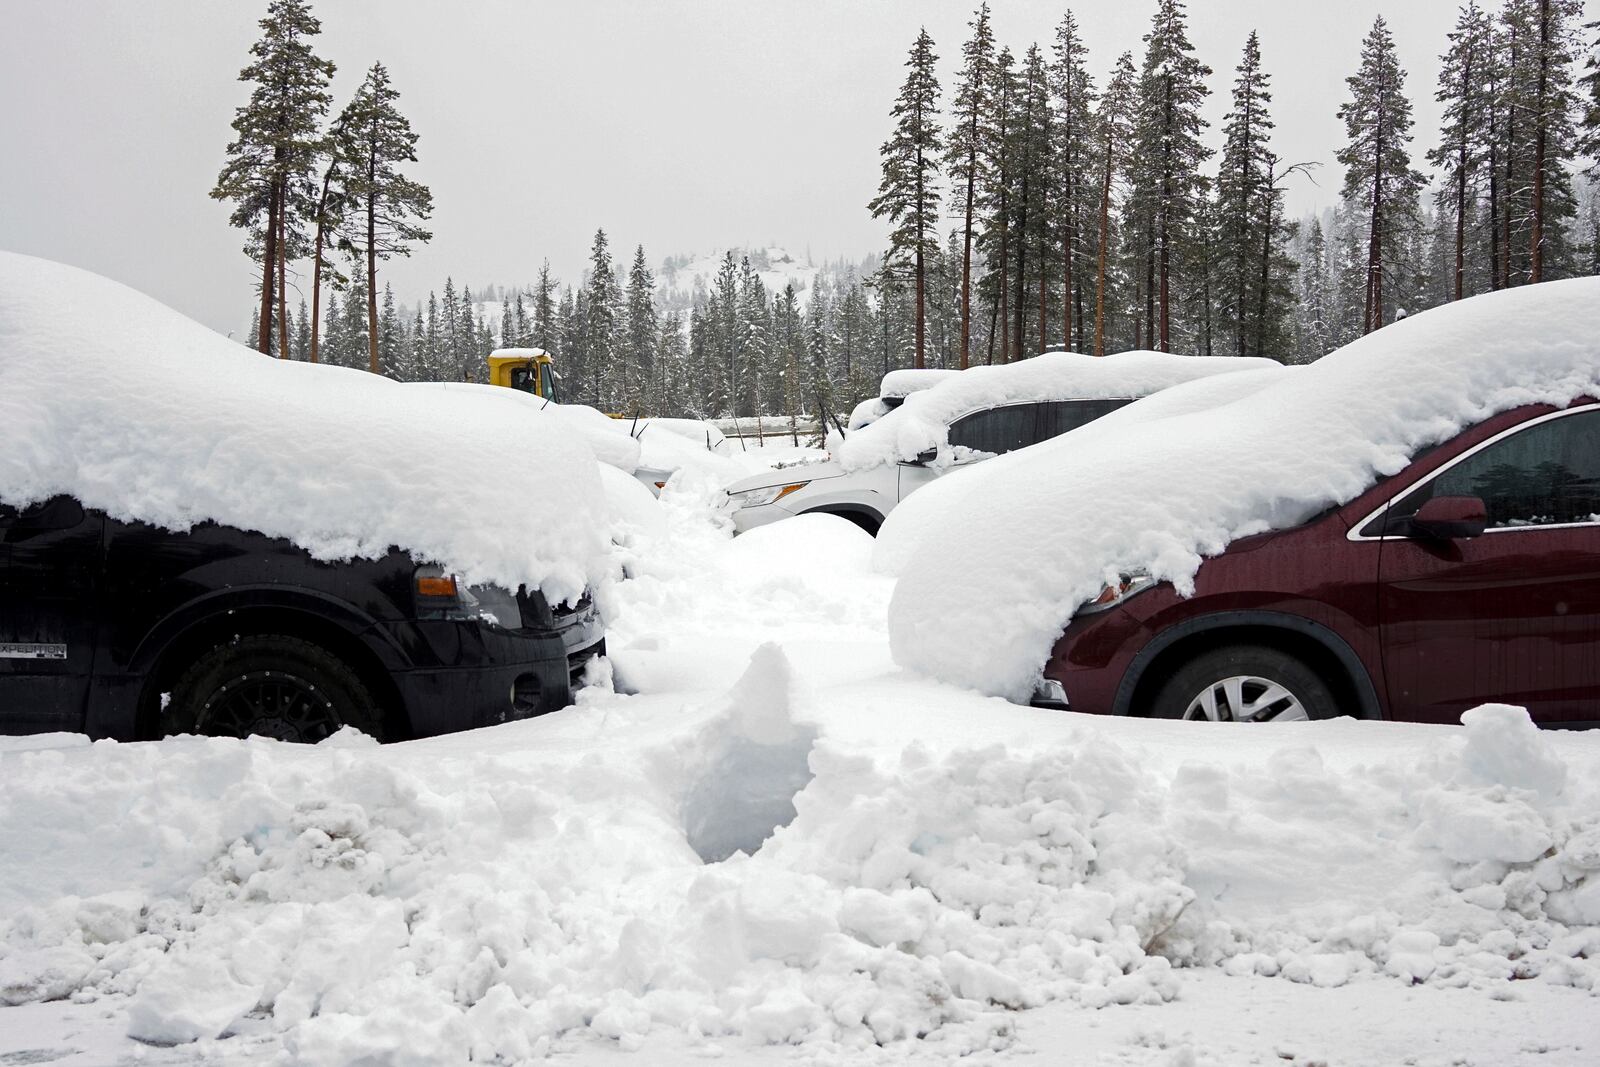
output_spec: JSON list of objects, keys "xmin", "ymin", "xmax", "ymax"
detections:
[
  {"xmin": 164, "ymin": 635, "xmax": 385, "ymax": 743},
  {"xmin": 1151, "ymin": 644, "xmax": 1338, "ymax": 722}
]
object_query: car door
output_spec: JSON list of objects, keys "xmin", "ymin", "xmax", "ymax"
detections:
[
  {"xmin": 0, "ymin": 496, "xmax": 105, "ymax": 731},
  {"xmin": 1372, "ymin": 406, "xmax": 1600, "ymax": 725},
  {"xmin": 1035, "ymin": 398, "xmax": 1134, "ymax": 443},
  {"xmin": 899, "ymin": 402, "xmax": 1043, "ymax": 502}
]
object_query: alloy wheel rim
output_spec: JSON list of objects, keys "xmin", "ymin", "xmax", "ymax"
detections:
[
  {"xmin": 1183, "ymin": 675, "xmax": 1309, "ymax": 723},
  {"xmin": 198, "ymin": 669, "xmax": 341, "ymax": 742}
]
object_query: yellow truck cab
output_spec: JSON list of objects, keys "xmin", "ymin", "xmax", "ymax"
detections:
[{"xmin": 488, "ymin": 348, "xmax": 558, "ymax": 401}]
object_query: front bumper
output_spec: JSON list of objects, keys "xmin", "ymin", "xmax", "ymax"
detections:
[
  {"xmin": 378, "ymin": 610, "xmax": 606, "ymax": 737},
  {"xmin": 727, "ymin": 499, "xmax": 800, "ymax": 534}
]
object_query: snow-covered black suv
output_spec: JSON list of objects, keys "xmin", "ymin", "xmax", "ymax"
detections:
[{"xmin": 0, "ymin": 495, "xmax": 605, "ymax": 743}]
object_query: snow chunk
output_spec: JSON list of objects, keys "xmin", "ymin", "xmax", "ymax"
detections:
[
  {"xmin": 125, "ymin": 955, "xmax": 260, "ymax": 1045},
  {"xmin": 887, "ymin": 281, "xmax": 1600, "ymax": 699},
  {"xmin": 0, "ymin": 253, "xmax": 611, "ymax": 600}
]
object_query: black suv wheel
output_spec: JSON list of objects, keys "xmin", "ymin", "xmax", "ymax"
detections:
[
  {"xmin": 164, "ymin": 635, "xmax": 384, "ymax": 743},
  {"xmin": 1151, "ymin": 644, "xmax": 1338, "ymax": 723}
]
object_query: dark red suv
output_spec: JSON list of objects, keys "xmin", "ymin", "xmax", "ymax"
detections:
[{"xmin": 1036, "ymin": 399, "xmax": 1600, "ymax": 727}]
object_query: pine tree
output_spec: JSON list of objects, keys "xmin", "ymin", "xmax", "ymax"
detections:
[
  {"xmin": 945, "ymin": 3, "xmax": 995, "ymax": 370},
  {"xmin": 532, "ymin": 261, "xmax": 557, "ymax": 351},
  {"xmin": 339, "ymin": 259, "xmax": 370, "ymax": 368},
  {"xmin": 621, "ymin": 245, "xmax": 657, "ymax": 413},
  {"xmin": 1430, "ymin": 2, "xmax": 1496, "ymax": 301},
  {"xmin": 1011, "ymin": 43, "xmax": 1056, "ymax": 358},
  {"xmin": 1052, "ymin": 11, "xmax": 1097, "ymax": 353},
  {"xmin": 737, "ymin": 258, "xmax": 771, "ymax": 419},
  {"xmin": 1579, "ymin": 17, "xmax": 1600, "ymax": 172},
  {"xmin": 378, "ymin": 282, "xmax": 402, "ymax": 378},
  {"xmin": 1130, "ymin": 0, "xmax": 1212, "ymax": 352},
  {"xmin": 1524, "ymin": 0, "xmax": 1586, "ymax": 281},
  {"xmin": 979, "ymin": 47, "xmax": 1019, "ymax": 364},
  {"xmin": 655, "ymin": 310, "xmax": 687, "ymax": 417},
  {"xmin": 1093, "ymin": 52, "xmax": 1138, "ymax": 355},
  {"xmin": 292, "ymin": 298, "xmax": 311, "ymax": 361},
  {"xmin": 1337, "ymin": 17, "xmax": 1424, "ymax": 333},
  {"xmin": 1215, "ymin": 31, "xmax": 1295, "ymax": 358},
  {"xmin": 211, "ymin": 0, "xmax": 334, "ymax": 356},
  {"xmin": 334, "ymin": 62, "xmax": 433, "ymax": 374},
  {"xmin": 869, "ymin": 28, "xmax": 942, "ymax": 369},
  {"xmin": 583, "ymin": 230, "xmax": 620, "ymax": 409}
]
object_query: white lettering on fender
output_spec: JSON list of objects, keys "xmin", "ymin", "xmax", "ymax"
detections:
[{"xmin": 0, "ymin": 643, "xmax": 68, "ymax": 660}]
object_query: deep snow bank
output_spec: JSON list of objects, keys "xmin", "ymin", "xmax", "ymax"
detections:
[
  {"xmin": 835, "ymin": 350, "xmax": 1280, "ymax": 473},
  {"xmin": 0, "ymin": 253, "xmax": 610, "ymax": 601},
  {"xmin": 2, "ymin": 686, "xmax": 1596, "ymax": 1061},
  {"xmin": 888, "ymin": 280, "xmax": 1600, "ymax": 699}
]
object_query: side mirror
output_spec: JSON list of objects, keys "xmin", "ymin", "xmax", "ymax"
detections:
[
  {"xmin": 1411, "ymin": 495, "xmax": 1487, "ymax": 540},
  {"xmin": 911, "ymin": 448, "xmax": 938, "ymax": 465}
]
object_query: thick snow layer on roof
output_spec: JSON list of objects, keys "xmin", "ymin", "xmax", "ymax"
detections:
[
  {"xmin": 873, "ymin": 367, "xmax": 1293, "ymax": 577},
  {"xmin": 878, "ymin": 367, "xmax": 958, "ymax": 398},
  {"xmin": 0, "ymin": 253, "xmax": 611, "ymax": 602},
  {"xmin": 888, "ymin": 279, "xmax": 1600, "ymax": 700},
  {"xmin": 405, "ymin": 382, "xmax": 642, "ymax": 473},
  {"xmin": 835, "ymin": 350, "xmax": 1279, "ymax": 473}
]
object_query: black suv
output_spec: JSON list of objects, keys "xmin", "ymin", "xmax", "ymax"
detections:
[{"xmin": 1, "ymin": 496, "xmax": 605, "ymax": 743}]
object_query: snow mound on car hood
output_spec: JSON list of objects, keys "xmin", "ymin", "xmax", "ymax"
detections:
[
  {"xmin": 835, "ymin": 350, "xmax": 1280, "ymax": 473},
  {"xmin": 888, "ymin": 280, "xmax": 1600, "ymax": 701},
  {"xmin": 0, "ymin": 252, "xmax": 610, "ymax": 602}
]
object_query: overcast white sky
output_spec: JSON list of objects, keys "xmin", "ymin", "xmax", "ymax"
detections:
[{"xmin": 3, "ymin": 1, "xmax": 1588, "ymax": 335}]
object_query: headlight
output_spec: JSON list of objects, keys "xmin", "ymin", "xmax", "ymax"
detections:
[
  {"xmin": 414, "ymin": 565, "xmax": 522, "ymax": 627},
  {"xmin": 1078, "ymin": 574, "xmax": 1156, "ymax": 614},
  {"xmin": 460, "ymin": 583, "xmax": 522, "ymax": 629},
  {"xmin": 727, "ymin": 482, "xmax": 808, "ymax": 509}
]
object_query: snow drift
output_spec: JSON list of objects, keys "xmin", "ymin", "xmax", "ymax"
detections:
[
  {"xmin": 0, "ymin": 253, "xmax": 612, "ymax": 602},
  {"xmin": 887, "ymin": 280, "xmax": 1600, "ymax": 700},
  {"xmin": 834, "ymin": 350, "xmax": 1280, "ymax": 473}
]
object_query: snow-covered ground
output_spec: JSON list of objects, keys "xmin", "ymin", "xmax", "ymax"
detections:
[{"xmin": 3, "ymin": 472, "xmax": 1597, "ymax": 1066}]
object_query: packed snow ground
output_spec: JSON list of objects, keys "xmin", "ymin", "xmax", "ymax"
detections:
[{"xmin": 2, "ymin": 472, "xmax": 1597, "ymax": 1065}]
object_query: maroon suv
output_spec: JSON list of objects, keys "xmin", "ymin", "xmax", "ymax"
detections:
[{"xmin": 1037, "ymin": 398, "xmax": 1600, "ymax": 727}]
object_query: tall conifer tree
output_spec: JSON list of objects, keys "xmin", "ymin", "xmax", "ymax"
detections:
[
  {"xmin": 945, "ymin": 4, "xmax": 995, "ymax": 370},
  {"xmin": 1337, "ymin": 17, "xmax": 1424, "ymax": 333},
  {"xmin": 870, "ymin": 28, "xmax": 943, "ymax": 369},
  {"xmin": 334, "ymin": 62, "xmax": 433, "ymax": 374},
  {"xmin": 211, "ymin": 0, "xmax": 334, "ymax": 356}
]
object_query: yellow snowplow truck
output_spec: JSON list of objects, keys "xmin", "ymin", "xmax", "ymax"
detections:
[{"xmin": 488, "ymin": 348, "xmax": 558, "ymax": 401}]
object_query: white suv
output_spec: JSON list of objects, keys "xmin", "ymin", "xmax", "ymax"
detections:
[{"xmin": 724, "ymin": 351, "xmax": 1279, "ymax": 535}]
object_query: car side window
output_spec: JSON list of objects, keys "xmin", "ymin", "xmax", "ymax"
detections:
[
  {"xmin": 1036, "ymin": 398, "xmax": 1133, "ymax": 441},
  {"xmin": 947, "ymin": 404, "xmax": 1040, "ymax": 456},
  {"xmin": 1387, "ymin": 409, "xmax": 1600, "ymax": 531}
]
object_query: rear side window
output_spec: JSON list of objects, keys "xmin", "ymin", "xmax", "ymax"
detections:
[
  {"xmin": 1036, "ymin": 398, "xmax": 1133, "ymax": 441},
  {"xmin": 1387, "ymin": 408, "xmax": 1600, "ymax": 530},
  {"xmin": 947, "ymin": 404, "xmax": 1040, "ymax": 456}
]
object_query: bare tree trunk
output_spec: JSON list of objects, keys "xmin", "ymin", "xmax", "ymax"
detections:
[
  {"xmin": 367, "ymin": 143, "xmax": 381, "ymax": 375},
  {"xmin": 913, "ymin": 138, "xmax": 927, "ymax": 369},
  {"xmin": 277, "ymin": 198, "xmax": 290, "ymax": 359},
  {"xmin": 958, "ymin": 111, "xmax": 978, "ymax": 370},
  {"xmin": 257, "ymin": 181, "xmax": 279, "ymax": 354},
  {"xmin": 1530, "ymin": 0, "xmax": 1550, "ymax": 283},
  {"xmin": 308, "ymin": 163, "xmax": 336, "ymax": 364},
  {"xmin": 1094, "ymin": 141, "xmax": 1111, "ymax": 356}
]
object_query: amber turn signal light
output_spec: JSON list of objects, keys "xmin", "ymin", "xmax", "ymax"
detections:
[{"xmin": 416, "ymin": 574, "xmax": 459, "ymax": 598}]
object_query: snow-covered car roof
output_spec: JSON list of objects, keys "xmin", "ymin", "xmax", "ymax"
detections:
[
  {"xmin": 879, "ymin": 367, "xmax": 960, "ymax": 399},
  {"xmin": 0, "ymin": 252, "xmax": 611, "ymax": 603},
  {"xmin": 836, "ymin": 350, "xmax": 1281, "ymax": 473},
  {"xmin": 884, "ymin": 279, "xmax": 1600, "ymax": 701}
]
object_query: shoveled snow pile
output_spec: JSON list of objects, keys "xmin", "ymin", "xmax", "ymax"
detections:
[
  {"xmin": 835, "ymin": 350, "xmax": 1281, "ymax": 473},
  {"xmin": 0, "ymin": 253, "xmax": 612, "ymax": 602},
  {"xmin": 888, "ymin": 280, "xmax": 1600, "ymax": 700},
  {"xmin": 2, "ymin": 678, "xmax": 1596, "ymax": 1061}
]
